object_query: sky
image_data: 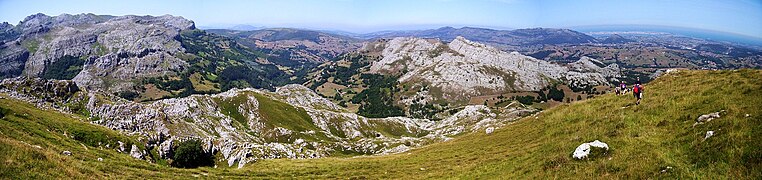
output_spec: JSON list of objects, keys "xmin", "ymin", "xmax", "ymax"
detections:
[{"xmin": 1, "ymin": 0, "xmax": 761, "ymax": 38}]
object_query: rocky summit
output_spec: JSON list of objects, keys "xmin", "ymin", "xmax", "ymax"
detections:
[
  {"xmin": 368, "ymin": 36, "xmax": 619, "ymax": 101},
  {"xmin": 0, "ymin": 13, "xmax": 195, "ymax": 94}
]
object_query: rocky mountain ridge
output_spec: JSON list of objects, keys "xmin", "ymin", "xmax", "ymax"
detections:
[
  {"xmin": 367, "ymin": 36, "xmax": 620, "ymax": 102},
  {"xmin": 0, "ymin": 13, "xmax": 195, "ymax": 93},
  {"xmin": 0, "ymin": 77, "xmax": 536, "ymax": 168},
  {"xmin": 361, "ymin": 26, "xmax": 598, "ymax": 51}
]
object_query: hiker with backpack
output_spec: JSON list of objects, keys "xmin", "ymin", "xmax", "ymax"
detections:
[
  {"xmin": 619, "ymin": 82, "xmax": 626, "ymax": 95},
  {"xmin": 633, "ymin": 81, "xmax": 643, "ymax": 105}
]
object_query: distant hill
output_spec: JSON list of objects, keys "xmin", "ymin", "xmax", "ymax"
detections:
[
  {"xmin": 207, "ymin": 28, "xmax": 363, "ymax": 64},
  {"xmin": 600, "ymin": 34, "xmax": 635, "ymax": 44},
  {"xmin": 229, "ymin": 24, "xmax": 265, "ymax": 31},
  {"xmin": 363, "ymin": 26, "xmax": 598, "ymax": 47},
  {"xmin": 574, "ymin": 25, "xmax": 762, "ymax": 47}
]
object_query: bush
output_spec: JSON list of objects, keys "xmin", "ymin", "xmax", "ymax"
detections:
[
  {"xmin": 171, "ymin": 139, "xmax": 214, "ymax": 168},
  {"xmin": 42, "ymin": 55, "xmax": 84, "ymax": 80},
  {"xmin": 115, "ymin": 91, "xmax": 139, "ymax": 101},
  {"xmin": 516, "ymin": 95, "xmax": 535, "ymax": 105},
  {"xmin": 547, "ymin": 86, "xmax": 565, "ymax": 102},
  {"xmin": 353, "ymin": 74, "xmax": 405, "ymax": 118}
]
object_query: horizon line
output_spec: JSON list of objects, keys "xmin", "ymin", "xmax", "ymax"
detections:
[{"xmin": 4, "ymin": 12, "xmax": 762, "ymax": 40}]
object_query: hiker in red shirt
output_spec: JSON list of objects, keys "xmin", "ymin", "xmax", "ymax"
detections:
[{"xmin": 633, "ymin": 80, "xmax": 643, "ymax": 105}]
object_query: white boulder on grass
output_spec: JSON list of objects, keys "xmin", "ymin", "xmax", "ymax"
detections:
[
  {"xmin": 130, "ymin": 144, "xmax": 143, "ymax": 159},
  {"xmin": 697, "ymin": 110, "xmax": 724, "ymax": 123},
  {"xmin": 485, "ymin": 127, "xmax": 495, "ymax": 134},
  {"xmin": 572, "ymin": 140, "xmax": 609, "ymax": 159},
  {"xmin": 704, "ymin": 131, "xmax": 715, "ymax": 140}
]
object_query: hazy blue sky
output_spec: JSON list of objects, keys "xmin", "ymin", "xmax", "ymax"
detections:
[{"xmin": 1, "ymin": 0, "xmax": 760, "ymax": 37}]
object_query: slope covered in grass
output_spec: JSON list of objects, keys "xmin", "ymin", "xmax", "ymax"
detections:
[
  {"xmin": 1, "ymin": 69, "xmax": 760, "ymax": 179},
  {"xmin": 229, "ymin": 69, "xmax": 761, "ymax": 179}
]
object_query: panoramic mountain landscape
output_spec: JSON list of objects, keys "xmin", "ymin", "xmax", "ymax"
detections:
[{"xmin": 0, "ymin": 0, "xmax": 760, "ymax": 179}]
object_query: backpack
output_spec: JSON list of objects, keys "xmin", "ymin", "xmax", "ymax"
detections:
[{"xmin": 633, "ymin": 85, "xmax": 640, "ymax": 93}]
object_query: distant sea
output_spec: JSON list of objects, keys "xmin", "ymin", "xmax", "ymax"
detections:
[{"xmin": 572, "ymin": 25, "xmax": 762, "ymax": 47}]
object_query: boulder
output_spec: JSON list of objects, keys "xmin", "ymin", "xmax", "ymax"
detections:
[
  {"xmin": 697, "ymin": 110, "xmax": 724, "ymax": 123},
  {"xmin": 704, "ymin": 131, "xmax": 715, "ymax": 140},
  {"xmin": 117, "ymin": 141, "xmax": 125, "ymax": 152},
  {"xmin": 694, "ymin": 110, "xmax": 725, "ymax": 126},
  {"xmin": 485, "ymin": 127, "xmax": 495, "ymax": 134},
  {"xmin": 130, "ymin": 144, "xmax": 143, "ymax": 159},
  {"xmin": 572, "ymin": 140, "xmax": 609, "ymax": 159}
]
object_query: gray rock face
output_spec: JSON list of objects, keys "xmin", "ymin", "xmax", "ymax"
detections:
[
  {"xmin": 0, "ymin": 13, "xmax": 194, "ymax": 93},
  {"xmin": 276, "ymin": 84, "xmax": 343, "ymax": 111},
  {"xmin": 567, "ymin": 57, "xmax": 622, "ymax": 80},
  {"xmin": 368, "ymin": 36, "xmax": 618, "ymax": 101},
  {"xmin": 0, "ymin": 22, "xmax": 18, "ymax": 43},
  {"xmin": 0, "ymin": 42, "xmax": 28, "ymax": 79}
]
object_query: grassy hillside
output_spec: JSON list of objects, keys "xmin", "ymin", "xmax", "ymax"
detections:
[{"xmin": 1, "ymin": 69, "xmax": 760, "ymax": 179}]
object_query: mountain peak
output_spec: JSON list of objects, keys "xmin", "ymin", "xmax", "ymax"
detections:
[
  {"xmin": 601, "ymin": 33, "xmax": 634, "ymax": 44},
  {"xmin": 21, "ymin": 13, "xmax": 50, "ymax": 22},
  {"xmin": 437, "ymin": 26, "xmax": 456, "ymax": 30}
]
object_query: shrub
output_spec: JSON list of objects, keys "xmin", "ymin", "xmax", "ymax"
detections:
[
  {"xmin": 115, "ymin": 91, "xmax": 139, "ymax": 100},
  {"xmin": 41, "ymin": 55, "xmax": 84, "ymax": 80},
  {"xmin": 548, "ymin": 86, "xmax": 565, "ymax": 102},
  {"xmin": 171, "ymin": 139, "xmax": 214, "ymax": 168},
  {"xmin": 516, "ymin": 95, "xmax": 535, "ymax": 105}
]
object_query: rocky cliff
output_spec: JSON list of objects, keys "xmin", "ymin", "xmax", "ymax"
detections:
[
  {"xmin": 367, "ymin": 36, "xmax": 619, "ymax": 101},
  {"xmin": 0, "ymin": 13, "xmax": 195, "ymax": 94}
]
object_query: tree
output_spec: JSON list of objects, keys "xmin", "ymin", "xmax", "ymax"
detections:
[
  {"xmin": 171, "ymin": 139, "xmax": 214, "ymax": 168},
  {"xmin": 547, "ymin": 86, "xmax": 565, "ymax": 102},
  {"xmin": 516, "ymin": 95, "xmax": 535, "ymax": 105},
  {"xmin": 353, "ymin": 74, "xmax": 405, "ymax": 118},
  {"xmin": 537, "ymin": 90, "xmax": 547, "ymax": 102}
]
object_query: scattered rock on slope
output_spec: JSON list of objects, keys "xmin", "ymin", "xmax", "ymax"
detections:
[
  {"xmin": 572, "ymin": 140, "xmax": 609, "ymax": 159},
  {"xmin": 130, "ymin": 144, "xmax": 144, "ymax": 159},
  {"xmin": 694, "ymin": 110, "xmax": 725, "ymax": 126},
  {"xmin": 704, "ymin": 131, "xmax": 715, "ymax": 141}
]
